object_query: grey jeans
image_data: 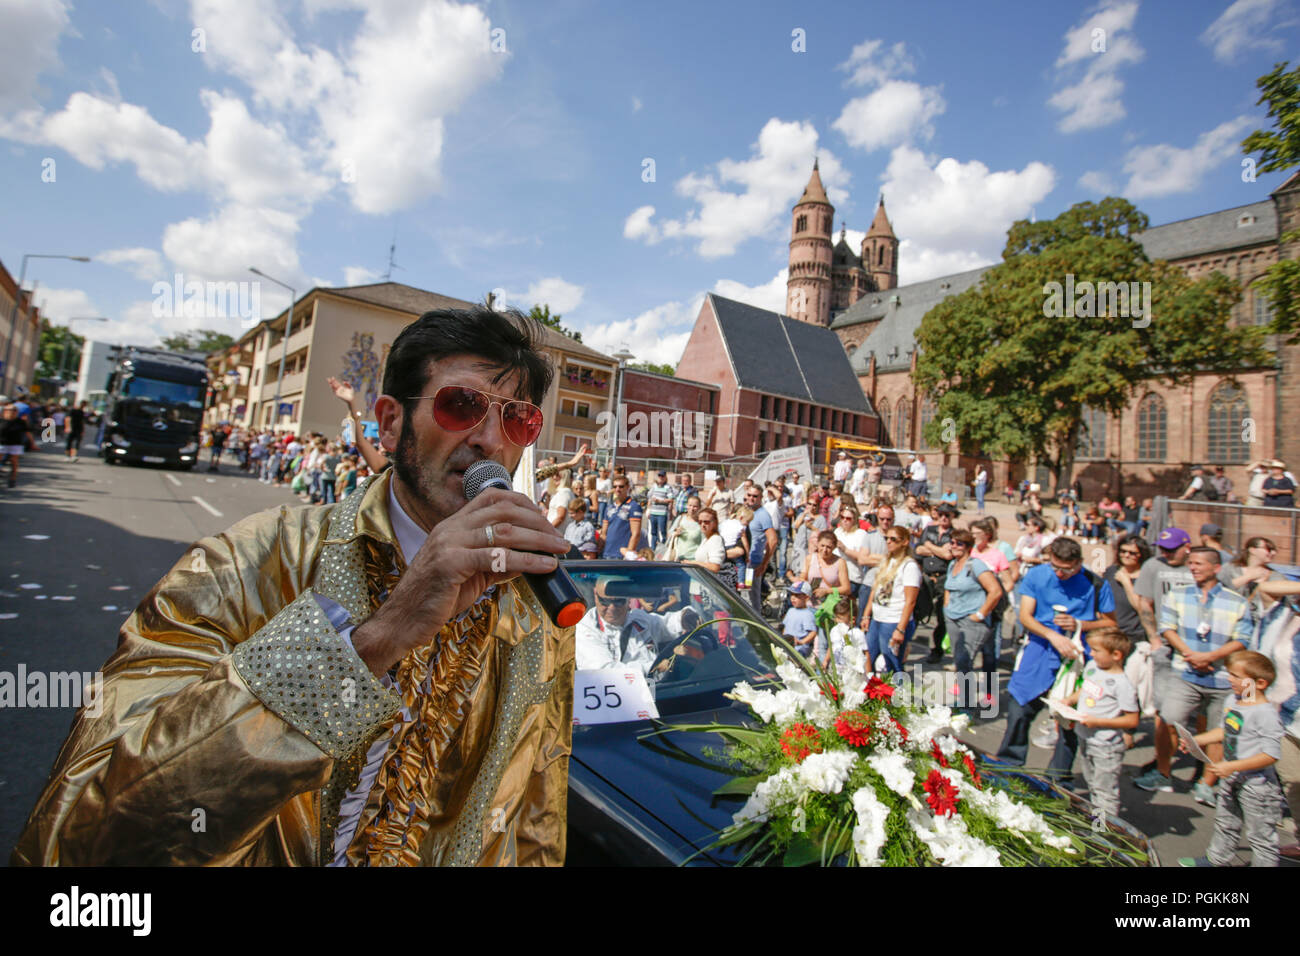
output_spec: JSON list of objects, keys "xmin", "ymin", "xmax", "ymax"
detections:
[
  {"xmin": 1080, "ymin": 734, "xmax": 1126, "ymax": 819},
  {"xmin": 946, "ymin": 614, "xmax": 995, "ymax": 706},
  {"xmin": 1208, "ymin": 773, "xmax": 1283, "ymax": 866}
]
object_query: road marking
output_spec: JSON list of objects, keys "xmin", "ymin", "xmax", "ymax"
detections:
[
  {"xmin": 165, "ymin": 473, "xmax": 181, "ymax": 486},
  {"xmin": 191, "ymin": 495, "xmax": 223, "ymax": 517}
]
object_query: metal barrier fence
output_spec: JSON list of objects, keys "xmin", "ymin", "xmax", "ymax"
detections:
[{"xmin": 1161, "ymin": 497, "xmax": 1300, "ymax": 564}]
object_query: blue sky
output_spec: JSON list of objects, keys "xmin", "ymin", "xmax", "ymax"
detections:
[{"xmin": 2, "ymin": 0, "xmax": 1297, "ymax": 364}]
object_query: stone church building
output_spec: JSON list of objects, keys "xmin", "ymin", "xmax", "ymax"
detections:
[{"xmin": 781, "ymin": 162, "xmax": 1298, "ymax": 501}]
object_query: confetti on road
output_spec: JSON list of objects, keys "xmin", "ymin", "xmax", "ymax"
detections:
[
  {"xmin": 109, "ymin": 585, "xmax": 130, "ymax": 591},
  {"xmin": 35, "ymin": 595, "xmax": 47, "ymax": 600},
  {"xmin": 85, "ymin": 564, "xmax": 101, "ymax": 570},
  {"xmin": 101, "ymin": 605, "xmax": 118, "ymax": 611},
  {"xmin": 23, "ymin": 534, "xmax": 50, "ymax": 540},
  {"xmin": 19, "ymin": 583, "xmax": 41, "ymax": 589},
  {"xmin": 0, "ymin": 613, "xmax": 17, "ymax": 620},
  {"xmin": 205, "ymin": 478, "xmax": 216, "ymax": 483},
  {"xmin": 52, "ymin": 595, "xmax": 75, "ymax": 601}
]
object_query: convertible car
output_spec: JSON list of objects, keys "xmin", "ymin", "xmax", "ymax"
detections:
[{"xmin": 561, "ymin": 560, "xmax": 1158, "ymax": 867}]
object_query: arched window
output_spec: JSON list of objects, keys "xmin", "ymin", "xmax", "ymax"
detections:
[
  {"xmin": 1136, "ymin": 393, "xmax": 1166, "ymax": 461},
  {"xmin": 1207, "ymin": 383, "xmax": 1250, "ymax": 463},
  {"xmin": 895, "ymin": 396, "xmax": 912, "ymax": 448},
  {"xmin": 1076, "ymin": 406, "xmax": 1107, "ymax": 459},
  {"xmin": 1254, "ymin": 288, "xmax": 1274, "ymax": 326},
  {"xmin": 878, "ymin": 402, "xmax": 891, "ymax": 445},
  {"xmin": 919, "ymin": 397, "xmax": 938, "ymax": 450},
  {"xmin": 877, "ymin": 245, "xmax": 884, "ymax": 266},
  {"xmin": 796, "ymin": 214, "xmax": 807, "ymax": 233}
]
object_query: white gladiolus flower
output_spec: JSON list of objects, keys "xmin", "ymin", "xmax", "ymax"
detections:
[
  {"xmin": 867, "ymin": 752, "xmax": 915, "ymax": 797},
  {"xmin": 942, "ymin": 769, "xmax": 1077, "ymax": 854},
  {"xmin": 851, "ymin": 786, "xmax": 890, "ymax": 866},
  {"xmin": 937, "ymin": 734, "xmax": 960, "ymax": 759},
  {"xmin": 907, "ymin": 810, "xmax": 1002, "ymax": 867},
  {"xmin": 798, "ymin": 751, "xmax": 858, "ymax": 794},
  {"xmin": 733, "ymin": 767, "xmax": 804, "ymax": 825}
]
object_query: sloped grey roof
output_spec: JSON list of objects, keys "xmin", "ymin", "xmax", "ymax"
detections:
[
  {"xmin": 1134, "ymin": 201, "xmax": 1276, "ymax": 261},
  {"xmin": 707, "ymin": 293, "xmax": 873, "ymax": 413},
  {"xmin": 840, "ymin": 266, "xmax": 993, "ymax": 373},
  {"xmin": 833, "ymin": 237, "xmax": 861, "ymax": 268}
]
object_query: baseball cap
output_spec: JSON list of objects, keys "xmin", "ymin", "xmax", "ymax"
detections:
[
  {"xmin": 1157, "ymin": 527, "xmax": 1191, "ymax": 550},
  {"xmin": 838, "ymin": 452, "xmax": 847, "ymax": 458},
  {"xmin": 1270, "ymin": 459, "xmax": 1286, "ymax": 468},
  {"xmin": 936, "ymin": 503, "xmax": 960, "ymax": 517},
  {"xmin": 657, "ymin": 470, "xmax": 666, "ymax": 477},
  {"xmin": 788, "ymin": 580, "xmax": 811, "ymax": 596},
  {"xmin": 1199, "ymin": 523, "xmax": 1222, "ymax": 537}
]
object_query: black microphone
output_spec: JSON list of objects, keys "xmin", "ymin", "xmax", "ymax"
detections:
[{"xmin": 462, "ymin": 459, "xmax": 587, "ymax": 628}]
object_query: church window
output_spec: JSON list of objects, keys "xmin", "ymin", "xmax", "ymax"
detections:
[
  {"xmin": 878, "ymin": 403, "xmax": 891, "ymax": 444},
  {"xmin": 1076, "ymin": 406, "xmax": 1107, "ymax": 460},
  {"xmin": 1207, "ymin": 383, "xmax": 1249, "ymax": 463},
  {"xmin": 796, "ymin": 214, "xmax": 807, "ymax": 233},
  {"xmin": 919, "ymin": 398, "xmax": 937, "ymax": 450},
  {"xmin": 1136, "ymin": 393, "xmax": 1166, "ymax": 461},
  {"xmin": 895, "ymin": 396, "xmax": 911, "ymax": 448},
  {"xmin": 877, "ymin": 246, "xmax": 884, "ymax": 266},
  {"xmin": 823, "ymin": 215, "xmax": 832, "ymax": 233},
  {"xmin": 1254, "ymin": 289, "xmax": 1274, "ymax": 326}
]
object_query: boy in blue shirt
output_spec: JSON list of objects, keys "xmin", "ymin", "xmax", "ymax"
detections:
[
  {"xmin": 995, "ymin": 536, "xmax": 1117, "ymax": 775},
  {"xmin": 782, "ymin": 581, "xmax": 817, "ymax": 658}
]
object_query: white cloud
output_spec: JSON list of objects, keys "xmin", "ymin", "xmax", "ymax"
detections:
[
  {"xmin": 624, "ymin": 118, "xmax": 850, "ymax": 259},
  {"xmin": 1048, "ymin": 1, "xmax": 1144, "ymax": 133},
  {"xmin": 31, "ymin": 285, "xmax": 97, "ymax": 322},
  {"xmin": 516, "ymin": 277, "xmax": 585, "ymax": 314},
  {"xmin": 0, "ymin": 0, "xmax": 70, "ymax": 112},
  {"xmin": 578, "ymin": 297, "xmax": 702, "ymax": 368},
  {"xmin": 878, "ymin": 145, "xmax": 1056, "ymax": 284},
  {"xmin": 712, "ymin": 269, "xmax": 789, "ymax": 314},
  {"xmin": 343, "ymin": 266, "xmax": 381, "ymax": 286},
  {"xmin": 837, "ymin": 39, "xmax": 916, "ymax": 88},
  {"xmin": 632, "ymin": 96, "xmax": 642, "ymax": 112},
  {"xmin": 1121, "ymin": 116, "xmax": 1255, "ymax": 198},
  {"xmin": 1202, "ymin": 0, "xmax": 1289, "ymax": 63},
  {"xmin": 1078, "ymin": 169, "xmax": 1118, "ymax": 194},
  {"xmin": 97, "ymin": 247, "xmax": 166, "ymax": 280},
  {"xmin": 162, "ymin": 204, "xmax": 303, "ymax": 308},
  {"xmin": 834, "ymin": 80, "xmax": 946, "ymax": 153}
]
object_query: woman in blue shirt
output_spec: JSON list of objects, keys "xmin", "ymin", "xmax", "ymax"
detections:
[{"xmin": 943, "ymin": 529, "xmax": 1004, "ymax": 710}]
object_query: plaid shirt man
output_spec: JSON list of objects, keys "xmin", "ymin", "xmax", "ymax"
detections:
[
  {"xmin": 1158, "ymin": 581, "xmax": 1252, "ymax": 690},
  {"xmin": 674, "ymin": 483, "xmax": 696, "ymax": 515}
]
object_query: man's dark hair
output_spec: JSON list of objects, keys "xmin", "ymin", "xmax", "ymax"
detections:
[
  {"xmin": 381, "ymin": 306, "xmax": 554, "ymax": 415},
  {"xmin": 1188, "ymin": 545, "xmax": 1223, "ymax": 566},
  {"xmin": 1047, "ymin": 536, "xmax": 1083, "ymax": 563}
]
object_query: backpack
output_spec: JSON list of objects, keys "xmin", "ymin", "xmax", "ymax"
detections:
[{"xmin": 1196, "ymin": 478, "xmax": 1219, "ymax": 501}]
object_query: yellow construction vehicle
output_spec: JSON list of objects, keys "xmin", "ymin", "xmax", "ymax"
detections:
[{"xmin": 822, "ymin": 437, "xmax": 917, "ymax": 478}]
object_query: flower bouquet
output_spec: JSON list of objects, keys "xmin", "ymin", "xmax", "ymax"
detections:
[{"xmin": 663, "ymin": 634, "xmax": 1151, "ymax": 867}]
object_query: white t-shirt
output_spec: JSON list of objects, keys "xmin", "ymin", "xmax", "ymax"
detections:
[
  {"xmin": 574, "ymin": 607, "xmax": 668, "ymax": 677},
  {"xmin": 696, "ymin": 533, "xmax": 725, "ymax": 567},
  {"xmin": 834, "ymin": 526, "xmax": 871, "ymax": 585},
  {"xmin": 762, "ymin": 499, "xmax": 781, "ymax": 527},
  {"xmin": 834, "ymin": 459, "xmax": 852, "ymax": 482},
  {"xmin": 719, "ymin": 518, "xmax": 744, "ymax": 548},
  {"xmin": 548, "ymin": 487, "xmax": 575, "ymax": 535},
  {"xmin": 910, "ymin": 460, "xmax": 928, "ymax": 482},
  {"xmin": 871, "ymin": 558, "xmax": 922, "ymax": 623},
  {"xmin": 790, "ymin": 483, "xmax": 805, "ymax": 508}
]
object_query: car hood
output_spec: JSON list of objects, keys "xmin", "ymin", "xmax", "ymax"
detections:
[{"xmin": 571, "ymin": 702, "xmax": 755, "ymax": 865}]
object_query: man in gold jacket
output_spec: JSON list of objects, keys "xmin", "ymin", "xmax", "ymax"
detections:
[{"xmin": 13, "ymin": 307, "xmax": 576, "ymax": 866}]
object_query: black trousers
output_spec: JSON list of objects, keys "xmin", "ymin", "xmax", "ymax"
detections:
[{"xmin": 924, "ymin": 572, "xmax": 947, "ymax": 651}]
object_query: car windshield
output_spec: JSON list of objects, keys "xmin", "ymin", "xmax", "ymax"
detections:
[
  {"xmin": 565, "ymin": 562, "xmax": 778, "ymax": 715},
  {"xmin": 122, "ymin": 375, "xmax": 204, "ymax": 408}
]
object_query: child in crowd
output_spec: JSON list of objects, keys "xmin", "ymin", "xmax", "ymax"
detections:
[
  {"xmin": 782, "ymin": 580, "xmax": 818, "ymax": 658},
  {"xmin": 1061, "ymin": 627, "xmax": 1139, "ymax": 823},
  {"xmin": 1180, "ymin": 651, "xmax": 1285, "ymax": 867},
  {"xmin": 824, "ymin": 597, "xmax": 866, "ymax": 676}
]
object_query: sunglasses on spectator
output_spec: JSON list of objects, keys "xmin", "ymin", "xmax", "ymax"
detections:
[
  {"xmin": 1049, "ymin": 560, "xmax": 1080, "ymax": 576},
  {"xmin": 595, "ymin": 595, "xmax": 627, "ymax": 606},
  {"xmin": 406, "ymin": 385, "xmax": 543, "ymax": 446}
]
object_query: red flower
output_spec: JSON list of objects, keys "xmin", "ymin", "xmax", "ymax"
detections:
[
  {"xmin": 834, "ymin": 710, "xmax": 872, "ymax": 748},
  {"xmin": 931, "ymin": 741, "xmax": 948, "ymax": 768},
  {"xmin": 820, "ymin": 684, "xmax": 840, "ymax": 702},
  {"xmin": 923, "ymin": 769, "xmax": 960, "ymax": 817},
  {"xmin": 780, "ymin": 722, "xmax": 823, "ymax": 763},
  {"xmin": 962, "ymin": 753, "xmax": 983, "ymax": 789},
  {"xmin": 864, "ymin": 676, "xmax": 895, "ymax": 701}
]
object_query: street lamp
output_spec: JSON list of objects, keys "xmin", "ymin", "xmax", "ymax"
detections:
[
  {"xmin": 611, "ymin": 346, "xmax": 635, "ymax": 470},
  {"xmin": 248, "ymin": 267, "xmax": 296, "ymax": 432},
  {"xmin": 3, "ymin": 254, "xmax": 91, "ymax": 394},
  {"xmin": 59, "ymin": 317, "xmax": 109, "ymax": 386}
]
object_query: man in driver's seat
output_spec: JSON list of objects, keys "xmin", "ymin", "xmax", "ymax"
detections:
[{"xmin": 575, "ymin": 575, "xmax": 673, "ymax": 679}]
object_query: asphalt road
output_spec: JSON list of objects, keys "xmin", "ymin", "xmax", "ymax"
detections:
[{"xmin": 0, "ymin": 446, "xmax": 1291, "ymax": 866}]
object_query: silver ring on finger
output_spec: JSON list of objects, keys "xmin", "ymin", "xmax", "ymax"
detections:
[{"xmin": 485, "ymin": 523, "xmax": 495, "ymax": 547}]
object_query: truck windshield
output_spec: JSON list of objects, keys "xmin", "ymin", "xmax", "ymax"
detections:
[{"xmin": 122, "ymin": 375, "xmax": 204, "ymax": 408}]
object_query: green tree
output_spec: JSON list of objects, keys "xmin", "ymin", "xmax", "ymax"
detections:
[
  {"xmin": 629, "ymin": 361, "xmax": 675, "ymax": 376},
  {"xmin": 528, "ymin": 304, "xmax": 582, "ymax": 343},
  {"xmin": 1242, "ymin": 60, "xmax": 1300, "ymax": 343},
  {"xmin": 159, "ymin": 329, "xmax": 236, "ymax": 353},
  {"xmin": 913, "ymin": 198, "xmax": 1269, "ymax": 491},
  {"xmin": 35, "ymin": 320, "xmax": 85, "ymax": 381}
]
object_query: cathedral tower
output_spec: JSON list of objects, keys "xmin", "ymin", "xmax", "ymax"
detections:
[
  {"xmin": 862, "ymin": 196, "xmax": 899, "ymax": 291},
  {"xmin": 786, "ymin": 160, "xmax": 835, "ymax": 327}
]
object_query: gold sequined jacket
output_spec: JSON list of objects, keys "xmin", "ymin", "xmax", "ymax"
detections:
[{"xmin": 12, "ymin": 470, "xmax": 575, "ymax": 866}]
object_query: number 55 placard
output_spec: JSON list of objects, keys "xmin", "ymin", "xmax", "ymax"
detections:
[{"xmin": 573, "ymin": 669, "xmax": 659, "ymax": 725}]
